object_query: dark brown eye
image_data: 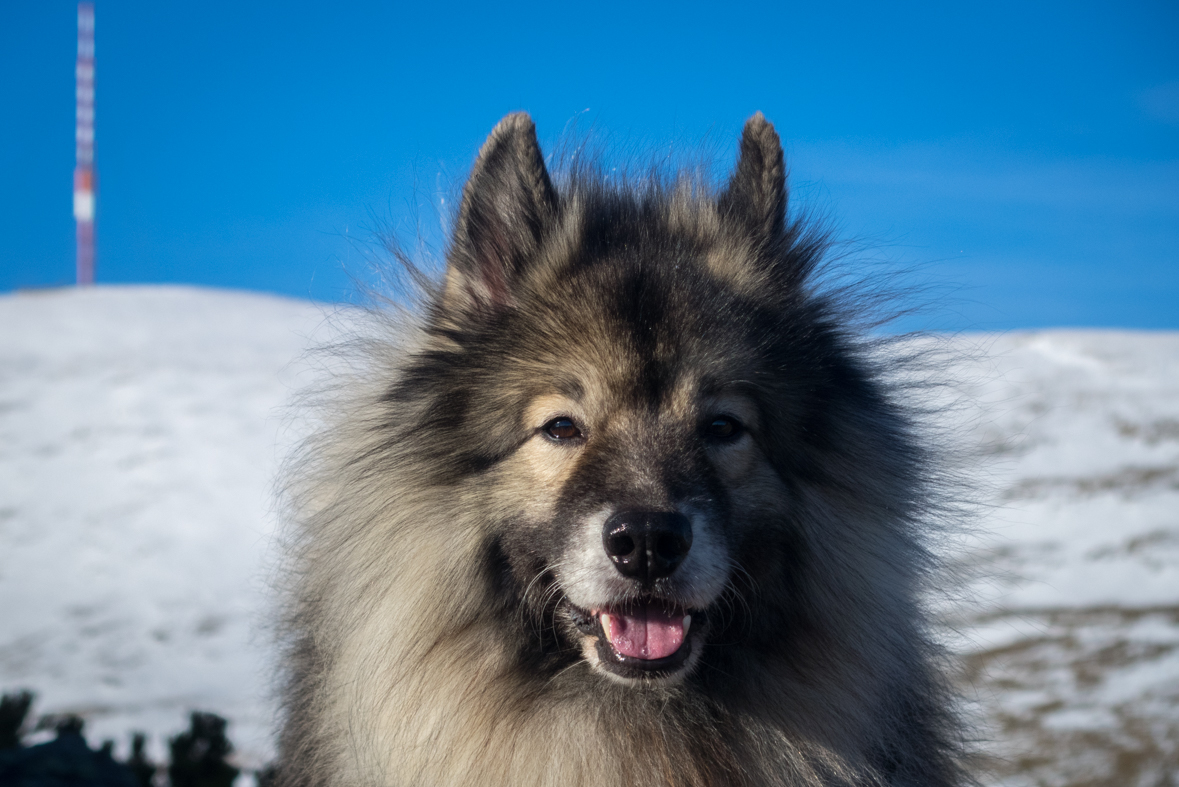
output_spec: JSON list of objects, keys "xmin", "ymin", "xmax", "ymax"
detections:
[
  {"xmin": 543, "ymin": 417, "xmax": 582, "ymax": 441},
  {"xmin": 706, "ymin": 416, "xmax": 742, "ymax": 440}
]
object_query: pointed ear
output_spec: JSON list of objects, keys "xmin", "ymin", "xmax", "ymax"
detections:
[
  {"xmin": 443, "ymin": 113, "xmax": 558, "ymax": 316},
  {"xmin": 719, "ymin": 112, "xmax": 786, "ymax": 239}
]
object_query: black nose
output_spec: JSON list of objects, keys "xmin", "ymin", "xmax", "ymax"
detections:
[{"xmin": 602, "ymin": 511, "xmax": 693, "ymax": 582}]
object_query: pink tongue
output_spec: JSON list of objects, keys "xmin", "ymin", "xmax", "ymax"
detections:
[{"xmin": 603, "ymin": 605, "xmax": 685, "ymax": 660}]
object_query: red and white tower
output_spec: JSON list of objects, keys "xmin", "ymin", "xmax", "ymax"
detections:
[{"xmin": 74, "ymin": 2, "xmax": 96, "ymax": 285}]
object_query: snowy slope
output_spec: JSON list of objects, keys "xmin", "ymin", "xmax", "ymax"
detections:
[
  {"xmin": 0, "ymin": 286, "xmax": 332, "ymax": 767},
  {"xmin": 959, "ymin": 332, "xmax": 1179, "ymax": 609},
  {"xmin": 1, "ymin": 287, "xmax": 1176, "ymax": 783},
  {"xmin": 947, "ymin": 332, "xmax": 1179, "ymax": 786}
]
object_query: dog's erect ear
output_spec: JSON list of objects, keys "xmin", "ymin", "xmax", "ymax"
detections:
[
  {"xmin": 719, "ymin": 113, "xmax": 786, "ymax": 240},
  {"xmin": 443, "ymin": 113, "xmax": 557, "ymax": 316}
]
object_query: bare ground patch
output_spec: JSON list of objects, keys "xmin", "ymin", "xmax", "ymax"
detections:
[{"xmin": 959, "ymin": 607, "xmax": 1179, "ymax": 786}]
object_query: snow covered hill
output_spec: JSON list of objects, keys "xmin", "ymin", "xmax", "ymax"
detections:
[
  {"xmin": 0, "ymin": 286, "xmax": 331, "ymax": 768},
  {"xmin": 947, "ymin": 331, "xmax": 1179, "ymax": 786},
  {"xmin": 1, "ymin": 287, "xmax": 1176, "ymax": 784}
]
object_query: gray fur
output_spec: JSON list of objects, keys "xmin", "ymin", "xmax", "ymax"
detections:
[{"xmin": 276, "ymin": 113, "xmax": 969, "ymax": 786}]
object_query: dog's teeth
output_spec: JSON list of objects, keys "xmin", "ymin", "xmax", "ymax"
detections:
[
  {"xmin": 683, "ymin": 614, "xmax": 691, "ymax": 636},
  {"xmin": 599, "ymin": 613, "xmax": 612, "ymax": 640}
]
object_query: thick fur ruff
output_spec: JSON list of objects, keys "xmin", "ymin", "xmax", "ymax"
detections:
[{"xmin": 277, "ymin": 113, "xmax": 967, "ymax": 786}]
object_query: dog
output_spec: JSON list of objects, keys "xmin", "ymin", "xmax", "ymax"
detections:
[{"xmin": 276, "ymin": 113, "xmax": 967, "ymax": 786}]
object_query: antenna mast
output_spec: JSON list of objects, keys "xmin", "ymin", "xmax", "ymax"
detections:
[{"xmin": 74, "ymin": 2, "xmax": 96, "ymax": 285}]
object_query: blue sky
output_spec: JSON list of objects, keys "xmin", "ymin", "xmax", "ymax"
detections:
[{"xmin": 1, "ymin": 0, "xmax": 1176, "ymax": 330}]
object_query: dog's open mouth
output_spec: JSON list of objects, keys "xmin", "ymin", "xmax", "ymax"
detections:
[
  {"xmin": 601, "ymin": 605, "xmax": 690, "ymax": 659},
  {"xmin": 568, "ymin": 600, "xmax": 703, "ymax": 680}
]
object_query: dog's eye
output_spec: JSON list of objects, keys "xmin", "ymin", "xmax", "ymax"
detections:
[
  {"xmin": 543, "ymin": 417, "xmax": 582, "ymax": 441},
  {"xmin": 706, "ymin": 416, "xmax": 742, "ymax": 440}
]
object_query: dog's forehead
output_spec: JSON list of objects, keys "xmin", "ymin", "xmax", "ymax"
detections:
[
  {"xmin": 509, "ymin": 237, "xmax": 767, "ymax": 409},
  {"xmin": 546, "ymin": 195, "xmax": 770, "ymax": 303},
  {"xmin": 521, "ymin": 326, "xmax": 754, "ymax": 421}
]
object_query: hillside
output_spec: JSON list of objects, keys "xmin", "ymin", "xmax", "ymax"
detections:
[{"xmin": 1, "ymin": 286, "xmax": 1176, "ymax": 784}]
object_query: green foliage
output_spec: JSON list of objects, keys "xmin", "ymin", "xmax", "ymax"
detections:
[
  {"xmin": 0, "ymin": 690, "xmax": 33, "ymax": 750},
  {"xmin": 126, "ymin": 732, "xmax": 157, "ymax": 787},
  {"xmin": 0, "ymin": 708, "xmax": 136, "ymax": 787},
  {"xmin": 167, "ymin": 712, "xmax": 240, "ymax": 787},
  {"xmin": 0, "ymin": 690, "xmax": 271, "ymax": 787}
]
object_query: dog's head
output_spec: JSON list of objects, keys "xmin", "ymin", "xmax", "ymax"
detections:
[{"xmin": 400, "ymin": 114, "xmax": 904, "ymax": 686}]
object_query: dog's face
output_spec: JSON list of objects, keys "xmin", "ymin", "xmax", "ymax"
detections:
[
  {"xmin": 487, "ymin": 279, "xmax": 790, "ymax": 684},
  {"xmin": 415, "ymin": 114, "xmax": 844, "ymax": 685},
  {"xmin": 523, "ymin": 391, "xmax": 780, "ymax": 682}
]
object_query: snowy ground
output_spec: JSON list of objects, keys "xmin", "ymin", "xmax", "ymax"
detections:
[
  {"xmin": 0, "ymin": 286, "xmax": 331, "ymax": 768},
  {"xmin": 1, "ymin": 286, "xmax": 1176, "ymax": 784},
  {"xmin": 946, "ymin": 331, "xmax": 1179, "ymax": 786}
]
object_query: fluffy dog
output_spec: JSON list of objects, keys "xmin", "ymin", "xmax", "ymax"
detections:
[{"xmin": 277, "ymin": 113, "xmax": 966, "ymax": 786}]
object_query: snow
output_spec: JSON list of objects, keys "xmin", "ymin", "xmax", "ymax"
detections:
[
  {"xmin": 1, "ymin": 287, "xmax": 1176, "ymax": 783},
  {"xmin": 947, "ymin": 330, "xmax": 1179, "ymax": 785},
  {"xmin": 948, "ymin": 330, "xmax": 1179, "ymax": 614},
  {"xmin": 0, "ymin": 286, "xmax": 332, "ymax": 767}
]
